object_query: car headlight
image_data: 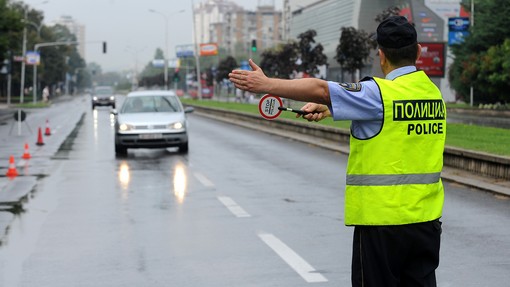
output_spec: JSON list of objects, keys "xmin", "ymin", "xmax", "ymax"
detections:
[
  {"xmin": 169, "ymin": 122, "xmax": 184, "ymax": 130},
  {"xmin": 110, "ymin": 96, "xmax": 115, "ymax": 101},
  {"xmin": 93, "ymin": 96, "xmax": 98, "ymax": 101},
  {"xmin": 119, "ymin": 123, "xmax": 134, "ymax": 131}
]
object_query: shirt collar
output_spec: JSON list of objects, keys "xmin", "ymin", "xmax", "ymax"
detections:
[{"xmin": 385, "ymin": 66, "xmax": 417, "ymax": 80}]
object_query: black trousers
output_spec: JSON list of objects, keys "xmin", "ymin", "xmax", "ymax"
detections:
[{"xmin": 351, "ymin": 220, "xmax": 442, "ymax": 287}]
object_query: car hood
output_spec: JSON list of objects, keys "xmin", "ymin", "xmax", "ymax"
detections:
[{"xmin": 118, "ymin": 112, "xmax": 185, "ymax": 125}]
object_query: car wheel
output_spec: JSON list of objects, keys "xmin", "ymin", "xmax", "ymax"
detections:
[
  {"xmin": 112, "ymin": 104, "xmax": 116, "ymax": 109},
  {"xmin": 115, "ymin": 144, "xmax": 127, "ymax": 155},
  {"xmin": 178, "ymin": 142, "xmax": 189, "ymax": 153},
  {"xmin": 92, "ymin": 104, "xmax": 96, "ymax": 109}
]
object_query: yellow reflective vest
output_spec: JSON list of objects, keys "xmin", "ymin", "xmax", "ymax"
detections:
[{"xmin": 345, "ymin": 71, "xmax": 446, "ymax": 226}]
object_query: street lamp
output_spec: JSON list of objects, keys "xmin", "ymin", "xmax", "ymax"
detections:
[
  {"xmin": 124, "ymin": 45, "xmax": 146, "ymax": 90},
  {"xmin": 19, "ymin": 0, "xmax": 48, "ymax": 104},
  {"xmin": 149, "ymin": 8, "xmax": 184, "ymax": 90}
]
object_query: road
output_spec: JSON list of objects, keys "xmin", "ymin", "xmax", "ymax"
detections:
[{"xmin": 0, "ymin": 95, "xmax": 509, "ymax": 286}]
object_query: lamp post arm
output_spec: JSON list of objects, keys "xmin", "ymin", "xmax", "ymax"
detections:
[{"xmin": 32, "ymin": 41, "xmax": 80, "ymax": 104}]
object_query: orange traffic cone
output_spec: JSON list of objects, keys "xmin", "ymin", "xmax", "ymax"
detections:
[
  {"xmin": 44, "ymin": 119, "xmax": 51, "ymax": 136},
  {"xmin": 22, "ymin": 143, "xmax": 31, "ymax": 159},
  {"xmin": 36, "ymin": 127, "xmax": 45, "ymax": 146},
  {"xmin": 6, "ymin": 155, "xmax": 18, "ymax": 177}
]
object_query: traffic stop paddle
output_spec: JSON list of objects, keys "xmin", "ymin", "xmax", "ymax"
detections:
[
  {"xmin": 258, "ymin": 94, "xmax": 309, "ymax": 120},
  {"xmin": 258, "ymin": 94, "xmax": 283, "ymax": 120}
]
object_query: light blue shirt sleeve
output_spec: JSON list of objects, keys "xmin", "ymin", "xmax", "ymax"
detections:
[
  {"xmin": 327, "ymin": 80, "xmax": 382, "ymax": 121},
  {"xmin": 327, "ymin": 80, "xmax": 383, "ymax": 139}
]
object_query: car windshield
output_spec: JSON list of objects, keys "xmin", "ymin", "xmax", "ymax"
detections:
[
  {"xmin": 95, "ymin": 87, "xmax": 113, "ymax": 95},
  {"xmin": 121, "ymin": 95, "xmax": 182, "ymax": 113}
]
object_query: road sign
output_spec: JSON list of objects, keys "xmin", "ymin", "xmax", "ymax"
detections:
[
  {"xmin": 176, "ymin": 44, "xmax": 194, "ymax": 58},
  {"xmin": 448, "ymin": 17, "xmax": 470, "ymax": 45},
  {"xmin": 258, "ymin": 94, "xmax": 283, "ymax": 120},
  {"xmin": 152, "ymin": 59, "xmax": 165, "ymax": 68},
  {"xmin": 25, "ymin": 51, "xmax": 40, "ymax": 66}
]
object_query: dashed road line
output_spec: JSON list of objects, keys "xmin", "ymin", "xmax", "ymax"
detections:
[
  {"xmin": 194, "ymin": 172, "xmax": 215, "ymax": 188},
  {"xmin": 217, "ymin": 196, "xmax": 251, "ymax": 218},
  {"xmin": 258, "ymin": 233, "xmax": 328, "ymax": 283}
]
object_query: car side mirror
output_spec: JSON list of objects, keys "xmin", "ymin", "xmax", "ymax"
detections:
[
  {"xmin": 110, "ymin": 109, "xmax": 118, "ymax": 115},
  {"xmin": 184, "ymin": 106, "xmax": 194, "ymax": 113}
]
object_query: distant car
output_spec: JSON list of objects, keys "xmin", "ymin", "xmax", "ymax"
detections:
[
  {"xmin": 92, "ymin": 86, "xmax": 116, "ymax": 109},
  {"xmin": 112, "ymin": 90, "xmax": 193, "ymax": 155}
]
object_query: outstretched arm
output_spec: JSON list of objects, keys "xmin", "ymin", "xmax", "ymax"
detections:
[{"xmin": 229, "ymin": 59, "xmax": 331, "ymax": 106}]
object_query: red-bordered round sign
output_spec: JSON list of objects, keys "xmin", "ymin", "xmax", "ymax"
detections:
[{"xmin": 258, "ymin": 94, "xmax": 283, "ymax": 120}]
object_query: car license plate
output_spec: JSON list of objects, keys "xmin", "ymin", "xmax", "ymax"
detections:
[{"xmin": 139, "ymin": 133, "xmax": 162, "ymax": 139}]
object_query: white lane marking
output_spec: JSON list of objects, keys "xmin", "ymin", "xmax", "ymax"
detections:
[
  {"xmin": 258, "ymin": 233, "xmax": 328, "ymax": 283},
  {"xmin": 194, "ymin": 172, "xmax": 215, "ymax": 187},
  {"xmin": 217, "ymin": 196, "xmax": 251, "ymax": 218}
]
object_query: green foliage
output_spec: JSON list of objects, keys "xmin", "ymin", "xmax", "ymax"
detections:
[
  {"xmin": 335, "ymin": 27, "xmax": 377, "ymax": 81},
  {"xmin": 374, "ymin": 6, "xmax": 401, "ymax": 23},
  {"xmin": 260, "ymin": 42, "xmax": 298, "ymax": 79},
  {"xmin": 259, "ymin": 29, "xmax": 327, "ymax": 79},
  {"xmin": 0, "ymin": 0, "xmax": 23, "ymax": 57},
  {"xmin": 449, "ymin": 0, "xmax": 510, "ymax": 104},
  {"xmin": 445, "ymin": 123, "xmax": 510, "ymax": 156},
  {"xmin": 0, "ymin": 2, "xmax": 89, "ymax": 96},
  {"xmin": 216, "ymin": 56, "xmax": 237, "ymax": 82},
  {"xmin": 296, "ymin": 30, "xmax": 328, "ymax": 76},
  {"xmin": 181, "ymin": 99, "xmax": 510, "ymax": 156}
]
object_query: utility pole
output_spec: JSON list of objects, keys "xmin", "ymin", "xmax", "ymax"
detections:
[
  {"xmin": 469, "ymin": 0, "xmax": 475, "ymax": 106},
  {"xmin": 191, "ymin": 0, "xmax": 202, "ymax": 99},
  {"xmin": 20, "ymin": 9, "xmax": 28, "ymax": 104}
]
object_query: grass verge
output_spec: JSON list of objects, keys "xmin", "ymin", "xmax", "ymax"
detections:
[{"xmin": 182, "ymin": 98, "xmax": 510, "ymax": 157}]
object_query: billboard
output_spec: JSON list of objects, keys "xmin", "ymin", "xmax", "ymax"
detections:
[
  {"xmin": 416, "ymin": 43, "xmax": 446, "ymax": 78},
  {"xmin": 199, "ymin": 43, "xmax": 218, "ymax": 56}
]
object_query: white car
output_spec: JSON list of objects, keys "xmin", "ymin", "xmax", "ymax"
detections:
[{"xmin": 112, "ymin": 90, "xmax": 193, "ymax": 155}]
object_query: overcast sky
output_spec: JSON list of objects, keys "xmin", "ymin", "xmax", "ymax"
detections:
[{"xmin": 22, "ymin": 0, "xmax": 283, "ymax": 72}]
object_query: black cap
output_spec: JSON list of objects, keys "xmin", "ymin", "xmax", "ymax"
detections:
[{"xmin": 375, "ymin": 16, "xmax": 417, "ymax": 48}]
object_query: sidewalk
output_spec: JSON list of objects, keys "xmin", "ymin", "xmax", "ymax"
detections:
[{"xmin": 0, "ymin": 94, "xmax": 85, "ymax": 242}]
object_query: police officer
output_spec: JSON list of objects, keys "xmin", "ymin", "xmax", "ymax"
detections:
[{"xmin": 230, "ymin": 15, "xmax": 445, "ymax": 287}]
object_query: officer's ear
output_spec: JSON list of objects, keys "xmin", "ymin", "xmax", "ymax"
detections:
[
  {"xmin": 416, "ymin": 44, "xmax": 422, "ymax": 62},
  {"xmin": 378, "ymin": 49, "xmax": 386, "ymax": 66}
]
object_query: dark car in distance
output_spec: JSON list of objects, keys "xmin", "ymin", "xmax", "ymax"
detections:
[{"xmin": 92, "ymin": 86, "xmax": 116, "ymax": 109}]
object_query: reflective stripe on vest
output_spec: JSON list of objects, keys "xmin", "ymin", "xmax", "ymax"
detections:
[{"xmin": 346, "ymin": 172, "xmax": 441, "ymax": 186}]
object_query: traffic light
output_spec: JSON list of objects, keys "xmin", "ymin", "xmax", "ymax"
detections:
[
  {"xmin": 251, "ymin": 39, "xmax": 257, "ymax": 52},
  {"xmin": 173, "ymin": 72, "xmax": 180, "ymax": 83},
  {"xmin": 102, "ymin": 41, "xmax": 107, "ymax": 54}
]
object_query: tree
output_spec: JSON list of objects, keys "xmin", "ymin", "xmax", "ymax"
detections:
[
  {"xmin": 259, "ymin": 30, "xmax": 327, "ymax": 79},
  {"xmin": 139, "ymin": 48, "xmax": 165, "ymax": 87},
  {"xmin": 296, "ymin": 30, "xmax": 328, "ymax": 76},
  {"xmin": 335, "ymin": 27, "xmax": 376, "ymax": 82},
  {"xmin": 216, "ymin": 56, "xmax": 237, "ymax": 83},
  {"xmin": 260, "ymin": 42, "xmax": 299, "ymax": 79},
  {"xmin": 449, "ymin": 0, "xmax": 510, "ymax": 104},
  {"xmin": 374, "ymin": 6, "xmax": 401, "ymax": 23},
  {"xmin": 0, "ymin": 0, "xmax": 23, "ymax": 58}
]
